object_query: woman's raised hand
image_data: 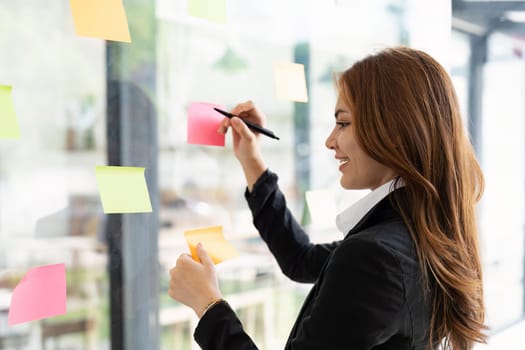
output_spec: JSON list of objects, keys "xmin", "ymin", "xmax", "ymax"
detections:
[
  {"xmin": 218, "ymin": 101, "xmax": 267, "ymax": 191},
  {"xmin": 217, "ymin": 101, "xmax": 263, "ymax": 162}
]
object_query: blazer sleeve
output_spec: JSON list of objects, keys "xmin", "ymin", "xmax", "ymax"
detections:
[
  {"xmin": 245, "ymin": 169, "xmax": 339, "ymax": 283},
  {"xmin": 287, "ymin": 237, "xmax": 406, "ymax": 349},
  {"xmin": 194, "ymin": 302, "xmax": 258, "ymax": 350},
  {"xmin": 194, "ymin": 237, "xmax": 406, "ymax": 350}
]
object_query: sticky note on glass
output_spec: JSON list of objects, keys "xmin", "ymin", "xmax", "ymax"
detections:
[
  {"xmin": 188, "ymin": 0, "xmax": 227, "ymax": 24},
  {"xmin": 273, "ymin": 62, "xmax": 309, "ymax": 103},
  {"xmin": 187, "ymin": 102, "xmax": 226, "ymax": 147},
  {"xmin": 0, "ymin": 85, "xmax": 20, "ymax": 139},
  {"xmin": 95, "ymin": 166, "xmax": 152, "ymax": 214},
  {"xmin": 306, "ymin": 189, "xmax": 337, "ymax": 229},
  {"xmin": 184, "ymin": 225, "xmax": 240, "ymax": 264},
  {"xmin": 8, "ymin": 263, "xmax": 67, "ymax": 325},
  {"xmin": 70, "ymin": 0, "xmax": 131, "ymax": 43}
]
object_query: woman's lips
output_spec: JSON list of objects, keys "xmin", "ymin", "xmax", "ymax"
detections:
[{"xmin": 338, "ymin": 158, "xmax": 349, "ymax": 171}]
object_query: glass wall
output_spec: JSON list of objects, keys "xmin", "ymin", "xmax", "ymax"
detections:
[
  {"xmin": 0, "ymin": 0, "xmax": 108, "ymax": 348},
  {"xmin": 155, "ymin": 0, "xmax": 449, "ymax": 349},
  {"xmin": 2, "ymin": 0, "xmax": 524, "ymax": 349},
  {"xmin": 480, "ymin": 32, "xmax": 525, "ymax": 331},
  {"xmin": 451, "ymin": 24, "xmax": 525, "ymax": 347}
]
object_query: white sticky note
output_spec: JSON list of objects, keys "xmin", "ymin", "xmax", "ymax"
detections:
[
  {"xmin": 188, "ymin": 0, "xmax": 227, "ymax": 24},
  {"xmin": 306, "ymin": 189, "xmax": 337, "ymax": 229},
  {"xmin": 274, "ymin": 62, "xmax": 308, "ymax": 103}
]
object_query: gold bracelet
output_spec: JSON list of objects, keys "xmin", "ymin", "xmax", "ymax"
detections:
[{"xmin": 202, "ymin": 298, "xmax": 226, "ymax": 316}]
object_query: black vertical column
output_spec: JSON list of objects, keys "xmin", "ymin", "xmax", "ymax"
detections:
[
  {"xmin": 467, "ymin": 33, "xmax": 490, "ymax": 312},
  {"xmin": 105, "ymin": 68, "xmax": 159, "ymax": 350},
  {"xmin": 106, "ymin": 44, "xmax": 124, "ymax": 350},
  {"xmin": 105, "ymin": 0, "xmax": 158, "ymax": 348},
  {"xmin": 293, "ymin": 42, "xmax": 311, "ymax": 204},
  {"xmin": 467, "ymin": 34, "xmax": 487, "ymax": 161}
]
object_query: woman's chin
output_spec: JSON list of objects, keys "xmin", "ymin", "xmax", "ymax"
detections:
[
  {"xmin": 340, "ymin": 177, "xmax": 366, "ymax": 190},
  {"xmin": 340, "ymin": 177, "xmax": 353, "ymax": 190}
]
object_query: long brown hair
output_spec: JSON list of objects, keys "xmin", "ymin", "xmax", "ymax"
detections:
[{"xmin": 338, "ymin": 47, "xmax": 487, "ymax": 349}]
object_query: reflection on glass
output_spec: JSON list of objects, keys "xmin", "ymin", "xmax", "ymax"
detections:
[
  {"xmin": 2, "ymin": 0, "xmax": 523, "ymax": 349},
  {"xmin": 0, "ymin": 0, "xmax": 108, "ymax": 348}
]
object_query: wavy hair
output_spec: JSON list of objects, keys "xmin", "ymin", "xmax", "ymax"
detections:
[{"xmin": 338, "ymin": 47, "xmax": 487, "ymax": 349}]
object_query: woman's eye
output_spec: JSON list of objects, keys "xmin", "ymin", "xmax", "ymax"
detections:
[{"xmin": 336, "ymin": 122, "xmax": 351, "ymax": 129}]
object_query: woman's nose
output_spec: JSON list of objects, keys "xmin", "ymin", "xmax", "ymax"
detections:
[{"xmin": 325, "ymin": 130, "xmax": 336, "ymax": 150}]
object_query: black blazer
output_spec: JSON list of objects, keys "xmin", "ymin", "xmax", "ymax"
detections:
[{"xmin": 194, "ymin": 170, "xmax": 432, "ymax": 349}]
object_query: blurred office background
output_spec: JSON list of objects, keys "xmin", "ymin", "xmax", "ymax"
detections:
[{"xmin": 0, "ymin": 0, "xmax": 524, "ymax": 349}]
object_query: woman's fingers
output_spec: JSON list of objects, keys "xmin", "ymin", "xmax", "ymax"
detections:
[
  {"xmin": 168, "ymin": 250, "xmax": 222, "ymax": 317},
  {"xmin": 196, "ymin": 243, "xmax": 216, "ymax": 270},
  {"xmin": 230, "ymin": 117, "xmax": 255, "ymax": 141},
  {"xmin": 230, "ymin": 100, "xmax": 255, "ymax": 116},
  {"xmin": 219, "ymin": 101, "xmax": 266, "ymax": 139},
  {"xmin": 231, "ymin": 101, "xmax": 265, "ymax": 125},
  {"xmin": 218, "ymin": 117, "xmax": 231, "ymax": 135}
]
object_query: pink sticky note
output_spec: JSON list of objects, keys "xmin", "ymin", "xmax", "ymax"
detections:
[
  {"xmin": 8, "ymin": 263, "xmax": 67, "ymax": 325},
  {"xmin": 187, "ymin": 102, "xmax": 226, "ymax": 146}
]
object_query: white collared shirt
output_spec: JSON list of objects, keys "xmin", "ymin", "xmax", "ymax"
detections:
[{"xmin": 336, "ymin": 179, "xmax": 402, "ymax": 236}]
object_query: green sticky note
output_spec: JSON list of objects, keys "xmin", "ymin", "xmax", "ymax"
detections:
[
  {"xmin": 95, "ymin": 166, "xmax": 152, "ymax": 214},
  {"xmin": 188, "ymin": 0, "xmax": 227, "ymax": 24},
  {"xmin": 0, "ymin": 85, "xmax": 20, "ymax": 138}
]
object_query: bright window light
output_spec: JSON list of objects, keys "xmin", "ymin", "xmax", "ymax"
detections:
[{"xmin": 505, "ymin": 11, "xmax": 525, "ymax": 22}]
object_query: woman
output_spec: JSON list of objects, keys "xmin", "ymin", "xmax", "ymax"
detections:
[{"xmin": 168, "ymin": 47, "xmax": 487, "ymax": 349}]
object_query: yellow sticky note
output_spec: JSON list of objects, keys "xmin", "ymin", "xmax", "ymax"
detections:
[
  {"xmin": 95, "ymin": 166, "xmax": 152, "ymax": 214},
  {"xmin": 184, "ymin": 226, "xmax": 240, "ymax": 264},
  {"xmin": 274, "ymin": 62, "xmax": 309, "ymax": 103},
  {"xmin": 70, "ymin": 0, "xmax": 131, "ymax": 43},
  {"xmin": 0, "ymin": 85, "xmax": 20, "ymax": 139},
  {"xmin": 188, "ymin": 0, "xmax": 227, "ymax": 24}
]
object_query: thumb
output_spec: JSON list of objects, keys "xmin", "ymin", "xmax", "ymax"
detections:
[
  {"xmin": 197, "ymin": 243, "xmax": 214, "ymax": 267},
  {"xmin": 230, "ymin": 117, "xmax": 255, "ymax": 140}
]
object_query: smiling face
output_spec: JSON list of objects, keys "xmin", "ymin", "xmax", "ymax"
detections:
[{"xmin": 325, "ymin": 95, "xmax": 398, "ymax": 190}]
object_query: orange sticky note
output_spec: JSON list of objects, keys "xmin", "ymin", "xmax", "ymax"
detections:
[
  {"xmin": 70, "ymin": 0, "xmax": 131, "ymax": 43},
  {"xmin": 273, "ymin": 62, "xmax": 309, "ymax": 103},
  {"xmin": 8, "ymin": 263, "xmax": 67, "ymax": 325},
  {"xmin": 187, "ymin": 102, "xmax": 226, "ymax": 147},
  {"xmin": 184, "ymin": 225, "xmax": 240, "ymax": 264}
]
